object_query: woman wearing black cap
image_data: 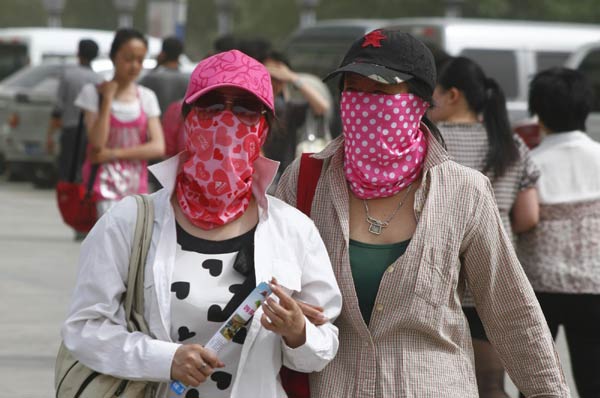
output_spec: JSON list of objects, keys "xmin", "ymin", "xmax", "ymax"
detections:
[{"xmin": 277, "ymin": 30, "xmax": 569, "ymax": 397}]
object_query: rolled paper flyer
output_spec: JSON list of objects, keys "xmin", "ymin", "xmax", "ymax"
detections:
[{"xmin": 170, "ymin": 281, "xmax": 273, "ymax": 396}]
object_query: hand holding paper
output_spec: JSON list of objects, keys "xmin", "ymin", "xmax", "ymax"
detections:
[
  {"xmin": 170, "ymin": 344, "xmax": 224, "ymax": 387},
  {"xmin": 170, "ymin": 281, "xmax": 273, "ymax": 396},
  {"xmin": 261, "ymin": 278, "xmax": 306, "ymax": 348}
]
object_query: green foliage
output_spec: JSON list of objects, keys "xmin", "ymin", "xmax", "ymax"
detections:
[
  {"xmin": 0, "ymin": 0, "xmax": 45, "ymax": 27},
  {"xmin": 0, "ymin": 0, "xmax": 599, "ymax": 61},
  {"xmin": 61, "ymin": 0, "xmax": 119, "ymax": 30},
  {"xmin": 184, "ymin": 0, "xmax": 217, "ymax": 58},
  {"xmin": 317, "ymin": 0, "xmax": 446, "ymax": 18}
]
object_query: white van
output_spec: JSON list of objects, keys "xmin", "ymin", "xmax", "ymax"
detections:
[
  {"xmin": 285, "ymin": 18, "xmax": 600, "ymax": 134},
  {"xmin": 0, "ymin": 28, "xmax": 185, "ymax": 183},
  {"xmin": 565, "ymin": 41, "xmax": 600, "ymax": 142},
  {"xmin": 0, "ymin": 27, "xmax": 164, "ymax": 81}
]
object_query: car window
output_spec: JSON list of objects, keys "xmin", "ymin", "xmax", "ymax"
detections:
[
  {"xmin": 0, "ymin": 64, "xmax": 62, "ymax": 90},
  {"xmin": 460, "ymin": 49, "xmax": 519, "ymax": 99},
  {"xmin": 0, "ymin": 43, "xmax": 28, "ymax": 81},
  {"xmin": 576, "ymin": 48, "xmax": 600, "ymax": 111},
  {"xmin": 285, "ymin": 24, "xmax": 374, "ymax": 77},
  {"xmin": 42, "ymin": 54, "xmax": 75, "ymax": 62},
  {"xmin": 287, "ymin": 40, "xmax": 353, "ymax": 79},
  {"xmin": 29, "ymin": 76, "xmax": 59, "ymax": 96},
  {"xmin": 536, "ymin": 51, "xmax": 570, "ymax": 73}
]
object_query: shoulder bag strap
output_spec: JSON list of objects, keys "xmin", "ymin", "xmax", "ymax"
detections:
[
  {"xmin": 124, "ymin": 194, "xmax": 154, "ymax": 335},
  {"xmin": 67, "ymin": 111, "xmax": 85, "ymax": 182},
  {"xmin": 281, "ymin": 154, "xmax": 323, "ymax": 398},
  {"xmin": 65, "ymin": 108, "xmax": 98, "ymax": 188},
  {"xmin": 83, "ymin": 91, "xmax": 104, "ymax": 195},
  {"xmin": 296, "ymin": 153, "xmax": 324, "ymax": 217}
]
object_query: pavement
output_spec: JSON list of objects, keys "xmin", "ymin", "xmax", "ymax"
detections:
[
  {"xmin": 0, "ymin": 178, "xmax": 579, "ymax": 397},
  {"xmin": 0, "ymin": 180, "xmax": 79, "ymax": 397}
]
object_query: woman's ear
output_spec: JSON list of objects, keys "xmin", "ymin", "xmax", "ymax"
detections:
[{"xmin": 447, "ymin": 87, "xmax": 462, "ymax": 104}]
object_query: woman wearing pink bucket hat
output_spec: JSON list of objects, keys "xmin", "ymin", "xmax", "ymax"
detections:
[{"xmin": 62, "ymin": 49, "xmax": 342, "ymax": 398}]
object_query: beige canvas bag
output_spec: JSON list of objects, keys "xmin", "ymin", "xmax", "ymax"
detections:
[{"xmin": 55, "ymin": 195, "xmax": 158, "ymax": 398}]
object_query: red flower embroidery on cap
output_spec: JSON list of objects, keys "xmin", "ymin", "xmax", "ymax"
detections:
[{"xmin": 362, "ymin": 30, "xmax": 387, "ymax": 48}]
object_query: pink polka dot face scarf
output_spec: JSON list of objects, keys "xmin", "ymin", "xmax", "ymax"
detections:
[
  {"xmin": 341, "ymin": 91, "xmax": 429, "ymax": 199},
  {"xmin": 175, "ymin": 109, "xmax": 267, "ymax": 230}
]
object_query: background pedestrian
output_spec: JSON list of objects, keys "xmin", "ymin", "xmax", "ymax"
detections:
[
  {"xmin": 76, "ymin": 28, "xmax": 165, "ymax": 216},
  {"xmin": 139, "ymin": 36, "xmax": 189, "ymax": 114},
  {"xmin": 518, "ymin": 67, "xmax": 600, "ymax": 398},
  {"xmin": 428, "ymin": 55, "xmax": 540, "ymax": 398},
  {"xmin": 262, "ymin": 50, "xmax": 331, "ymax": 175},
  {"xmin": 46, "ymin": 39, "xmax": 102, "ymax": 181}
]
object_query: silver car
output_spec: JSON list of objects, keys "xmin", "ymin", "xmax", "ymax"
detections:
[
  {"xmin": 0, "ymin": 60, "xmax": 157, "ymax": 187},
  {"xmin": 0, "ymin": 63, "xmax": 65, "ymax": 185}
]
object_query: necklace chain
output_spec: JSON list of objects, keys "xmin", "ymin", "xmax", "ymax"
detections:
[{"xmin": 363, "ymin": 183, "xmax": 413, "ymax": 235}]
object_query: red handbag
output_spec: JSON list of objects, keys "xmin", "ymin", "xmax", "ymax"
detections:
[
  {"xmin": 55, "ymin": 111, "xmax": 99, "ymax": 233},
  {"xmin": 56, "ymin": 179, "xmax": 98, "ymax": 233},
  {"xmin": 280, "ymin": 153, "xmax": 324, "ymax": 398}
]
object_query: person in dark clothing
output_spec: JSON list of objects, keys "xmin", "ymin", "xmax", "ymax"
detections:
[
  {"xmin": 210, "ymin": 38, "xmax": 332, "ymax": 177},
  {"xmin": 46, "ymin": 39, "xmax": 103, "ymax": 240},
  {"xmin": 261, "ymin": 51, "xmax": 330, "ymax": 175},
  {"xmin": 238, "ymin": 37, "xmax": 271, "ymax": 63},
  {"xmin": 140, "ymin": 36, "xmax": 189, "ymax": 191},
  {"xmin": 139, "ymin": 36, "xmax": 189, "ymax": 114},
  {"xmin": 212, "ymin": 34, "xmax": 239, "ymax": 54},
  {"xmin": 46, "ymin": 39, "xmax": 103, "ymax": 181}
]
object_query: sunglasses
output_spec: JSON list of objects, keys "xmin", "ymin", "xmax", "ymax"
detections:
[{"xmin": 192, "ymin": 92, "xmax": 266, "ymax": 126}]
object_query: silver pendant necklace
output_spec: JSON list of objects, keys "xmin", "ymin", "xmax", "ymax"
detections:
[{"xmin": 362, "ymin": 183, "xmax": 413, "ymax": 235}]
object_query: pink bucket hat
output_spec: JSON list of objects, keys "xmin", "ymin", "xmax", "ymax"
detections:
[{"xmin": 183, "ymin": 49, "xmax": 274, "ymax": 112}]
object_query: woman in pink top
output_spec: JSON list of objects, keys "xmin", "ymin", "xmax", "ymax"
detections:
[{"xmin": 77, "ymin": 28, "xmax": 165, "ymax": 215}]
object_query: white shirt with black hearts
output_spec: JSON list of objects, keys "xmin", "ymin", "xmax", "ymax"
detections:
[
  {"xmin": 61, "ymin": 154, "xmax": 342, "ymax": 398},
  {"xmin": 169, "ymin": 224, "xmax": 254, "ymax": 397}
]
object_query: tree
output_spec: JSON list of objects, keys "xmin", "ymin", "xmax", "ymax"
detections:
[{"xmin": 0, "ymin": 0, "xmax": 599, "ymax": 62}]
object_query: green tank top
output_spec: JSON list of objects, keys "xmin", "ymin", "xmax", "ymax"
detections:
[{"xmin": 349, "ymin": 239, "xmax": 410, "ymax": 325}]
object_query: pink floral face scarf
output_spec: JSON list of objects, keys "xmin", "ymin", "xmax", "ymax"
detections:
[
  {"xmin": 175, "ymin": 109, "xmax": 267, "ymax": 230},
  {"xmin": 341, "ymin": 91, "xmax": 429, "ymax": 199}
]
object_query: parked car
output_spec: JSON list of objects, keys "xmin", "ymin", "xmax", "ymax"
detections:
[
  {"xmin": 0, "ymin": 27, "xmax": 196, "ymax": 183},
  {"xmin": 565, "ymin": 41, "xmax": 600, "ymax": 143},
  {"xmin": 510, "ymin": 41, "xmax": 600, "ymax": 149},
  {"xmin": 0, "ymin": 27, "xmax": 167, "ymax": 81},
  {"xmin": 284, "ymin": 18, "xmax": 600, "ymax": 137},
  {"xmin": 0, "ymin": 59, "xmax": 159, "ymax": 187}
]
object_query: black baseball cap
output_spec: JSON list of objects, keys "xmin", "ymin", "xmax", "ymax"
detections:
[{"xmin": 324, "ymin": 29, "xmax": 436, "ymax": 96}]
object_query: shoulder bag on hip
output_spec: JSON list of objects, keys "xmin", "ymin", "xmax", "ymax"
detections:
[
  {"xmin": 55, "ymin": 194, "xmax": 157, "ymax": 398},
  {"xmin": 55, "ymin": 110, "xmax": 100, "ymax": 233}
]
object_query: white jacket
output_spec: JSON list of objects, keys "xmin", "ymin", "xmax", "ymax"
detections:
[
  {"xmin": 531, "ymin": 130, "xmax": 600, "ymax": 204},
  {"xmin": 62, "ymin": 155, "xmax": 342, "ymax": 397}
]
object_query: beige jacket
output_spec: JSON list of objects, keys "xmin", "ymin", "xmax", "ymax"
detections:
[{"xmin": 276, "ymin": 132, "xmax": 569, "ymax": 398}]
